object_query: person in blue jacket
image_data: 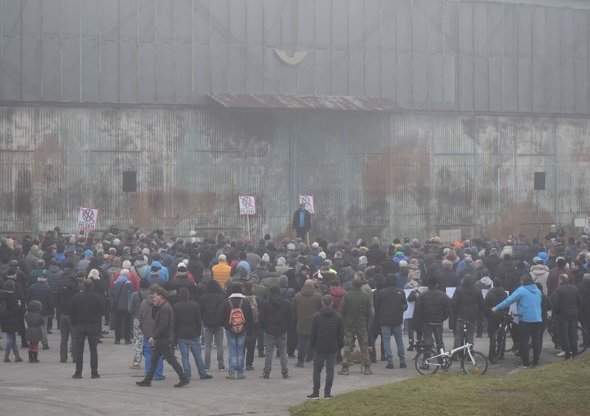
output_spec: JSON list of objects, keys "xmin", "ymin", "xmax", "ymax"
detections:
[{"xmin": 492, "ymin": 274, "xmax": 542, "ymax": 368}]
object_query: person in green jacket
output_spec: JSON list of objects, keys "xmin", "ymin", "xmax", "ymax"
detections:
[{"xmin": 338, "ymin": 272, "xmax": 373, "ymax": 375}]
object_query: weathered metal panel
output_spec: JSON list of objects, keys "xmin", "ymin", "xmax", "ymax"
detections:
[
  {"xmin": 2, "ymin": 0, "xmax": 589, "ymax": 114},
  {"xmin": 1, "ymin": 104, "xmax": 590, "ymax": 241}
]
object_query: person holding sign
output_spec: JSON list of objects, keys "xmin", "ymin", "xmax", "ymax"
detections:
[{"xmin": 292, "ymin": 203, "xmax": 312, "ymax": 239}]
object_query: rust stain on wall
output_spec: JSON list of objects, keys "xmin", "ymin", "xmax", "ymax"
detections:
[
  {"xmin": 481, "ymin": 200, "xmax": 554, "ymax": 241},
  {"xmin": 362, "ymin": 143, "xmax": 430, "ymax": 199},
  {"xmin": 130, "ymin": 190, "xmax": 218, "ymax": 229}
]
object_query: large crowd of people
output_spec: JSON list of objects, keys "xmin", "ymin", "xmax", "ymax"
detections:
[{"xmin": 1, "ymin": 225, "xmax": 590, "ymax": 397}]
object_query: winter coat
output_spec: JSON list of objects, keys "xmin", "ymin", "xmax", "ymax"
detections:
[
  {"xmin": 128, "ymin": 289, "xmax": 150, "ymax": 319},
  {"xmin": 173, "ymin": 299, "xmax": 202, "ymax": 340},
  {"xmin": 374, "ymin": 286, "xmax": 407, "ymax": 327},
  {"xmin": 170, "ymin": 275, "xmax": 197, "ymax": 300},
  {"xmin": 551, "ymin": 282, "xmax": 580, "ymax": 320},
  {"xmin": 340, "ymin": 283, "xmax": 371, "ymax": 329},
  {"xmin": 45, "ymin": 265, "xmax": 63, "ymax": 295},
  {"xmin": 138, "ymin": 298, "xmax": 157, "ymax": 338},
  {"xmin": 484, "ymin": 287, "xmax": 508, "ymax": 323},
  {"xmin": 530, "ymin": 264, "xmax": 549, "ymax": 294},
  {"xmin": 494, "ymin": 283, "xmax": 542, "ymax": 323},
  {"xmin": 25, "ymin": 300, "xmax": 44, "ymax": 343},
  {"xmin": 0, "ymin": 290, "xmax": 22, "ymax": 333},
  {"xmin": 414, "ymin": 288, "xmax": 450, "ymax": 325},
  {"xmin": 111, "ymin": 276, "xmax": 133, "ymax": 312},
  {"xmin": 260, "ymin": 293, "xmax": 292, "ymax": 336},
  {"xmin": 199, "ymin": 290, "xmax": 226, "ymax": 329},
  {"xmin": 309, "ymin": 307, "xmax": 344, "ymax": 354},
  {"xmin": 69, "ymin": 290, "xmax": 104, "ymax": 326},
  {"xmin": 216, "ymin": 293, "xmax": 254, "ymax": 335},
  {"xmin": 452, "ymin": 279, "xmax": 484, "ymax": 321},
  {"xmin": 329, "ymin": 286, "xmax": 346, "ymax": 312},
  {"xmin": 547, "ymin": 268, "xmax": 572, "ymax": 296},
  {"xmin": 57, "ymin": 275, "xmax": 81, "ymax": 316},
  {"xmin": 293, "ymin": 282, "xmax": 322, "ymax": 335},
  {"xmin": 27, "ymin": 282, "xmax": 54, "ymax": 316},
  {"xmin": 152, "ymin": 300, "xmax": 176, "ymax": 342},
  {"xmin": 435, "ymin": 270, "xmax": 459, "ymax": 290}
]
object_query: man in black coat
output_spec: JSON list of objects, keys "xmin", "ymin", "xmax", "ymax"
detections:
[
  {"xmin": 374, "ymin": 275, "xmax": 407, "ymax": 369},
  {"xmin": 57, "ymin": 271, "xmax": 82, "ymax": 363},
  {"xmin": 259, "ymin": 284, "xmax": 292, "ymax": 379},
  {"xmin": 173, "ymin": 287, "xmax": 212, "ymax": 381},
  {"xmin": 292, "ymin": 203, "xmax": 312, "ymax": 239},
  {"xmin": 414, "ymin": 277, "xmax": 451, "ymax": 353},
  {"xmin": 307, "ymin": 294, "xmax": 343, "ymax": 400},
  {"xmin": 70, "ymin": 279, "xmax": 104, "ymax": 379},
  {"xmin": 137, "ymin": 286, "xmax": 188, "ymax": 387},
  {"xmin": 551, "ymin": 273, "xmax": 581, "ymax": 359},
  {"xmin": 451, "ymin": 275, "xmax": 484, "ymax": 351}
]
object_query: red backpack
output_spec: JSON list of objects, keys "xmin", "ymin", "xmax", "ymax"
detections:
[{"xmin": 228, "ymin": 299, "xmax": 246, "ymax": 334}]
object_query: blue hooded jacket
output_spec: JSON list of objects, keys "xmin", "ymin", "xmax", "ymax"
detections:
[{"xmin": 494, "ymin": 283, "xmax": 542, "ymax": 323}]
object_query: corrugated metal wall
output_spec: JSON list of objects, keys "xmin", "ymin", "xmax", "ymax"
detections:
[
  {"xmin": 1, "ymin": 104, "xmax": 590, "ymax": 241},
  {"xmin": 1, "ymin": 0, "xmax": 589, "ymax": 115}
]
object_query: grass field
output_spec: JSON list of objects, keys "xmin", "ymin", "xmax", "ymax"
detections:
[{"xmin": 290, "ymin": 354, "xmax": 590, "ymax": 416}]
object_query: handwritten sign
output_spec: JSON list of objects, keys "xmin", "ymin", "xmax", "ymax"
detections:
[{"xmin": 298, "ymin": 195, "xmax": 315, "ymax": 214}]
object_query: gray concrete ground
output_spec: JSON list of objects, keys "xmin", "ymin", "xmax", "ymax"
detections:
[{"xmin": 0, "ymin": 328, "xmax": 569, "ymax": 416}]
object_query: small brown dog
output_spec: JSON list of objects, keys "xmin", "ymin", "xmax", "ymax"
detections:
[{"xmin": 348, "ymin": 347, "xmax": 373, "ymax": 372}]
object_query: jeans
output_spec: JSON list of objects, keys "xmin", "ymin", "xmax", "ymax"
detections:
[
  {"xmin": 297, "ymin": 333, "xmax": 313, "ymax": 364},
  {"xmin": 74, "ymin": 323, "xmax": 99, "ymax": 376},
  {"xmin": 3, "ymin": 332, "xmax": 17, "ymax": 360},
  {"xmin": 144, "ymin": 339, "xmax": 185, "ymax": 382},
  {"xmin": 225, "ymin": 330, "xmax": 247, "ymax": 376},
  {"xmin": 558, "ymin": 317, "xmax": 579, "ymax": 358},
  {"xmin": 381, "ymin": 325, "xmax": 405, "ymax": 365},
  {"xmin": 178, "ymin": 337, "xmax": 208, "ymax": 379},
  {"xmin": 40, "ymin": 317, "xmax": 48, "ymax": 346},
  {"xmin": 142, "ymin": 337, "xmax": 164, "ymax": 378},
  {"xmin": 60, "ymin": 315, "xmax": 77, "ymax": 362},
  {"xmin": 263, "ymin": 332, "xmax": 288, "ymax": 376},
  {"xmin": 203, "ymin": 326, "xmax": 224, "ymax": 369},
  {"xmin": 312, "ymin": 351, "xmax": 336, "ymax": 396}
]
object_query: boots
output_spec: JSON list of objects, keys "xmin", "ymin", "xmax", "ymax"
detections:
[
  {"xmin": 28, "ymin": 351, "xmax": 33, "ymax": 363},
  {"xmin": 32, "ymin": 352, "xmax": 39, "ymax": 363},
  {"xmin": 14, "ymin": 351, "xmax": 23, "ymax": 362},
  {"xmin": 407, "ymin": 340, "xmax": 415, "ymax": 352}
]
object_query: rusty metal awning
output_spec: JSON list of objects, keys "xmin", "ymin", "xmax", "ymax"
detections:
[{"xmin": 207, "ymin": 93, "xmax": 402, "ymax": 112}]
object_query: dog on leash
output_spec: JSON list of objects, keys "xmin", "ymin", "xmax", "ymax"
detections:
[{"xmin": 348, "ymin": 347, "xmax": 373, "ymax": 373}]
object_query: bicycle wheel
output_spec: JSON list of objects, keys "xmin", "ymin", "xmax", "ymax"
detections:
[
  {"xmin": 577, "ymin": 325, "xmax": 588, "ymax": 354},
  {"xmin": 461, "ymin": 350, "xmax": 488, "ymax": 375},
  {"xmin": 414, "ymin": 349, "xmax": 439, "ymax": 375}
]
